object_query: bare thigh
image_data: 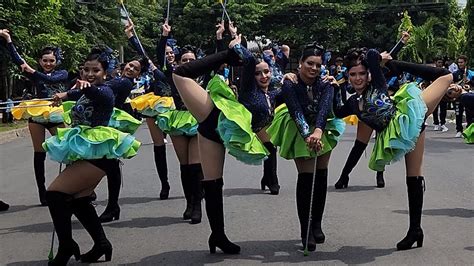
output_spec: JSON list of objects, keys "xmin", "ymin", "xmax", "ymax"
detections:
[
  {"xmin": 146, "ymin": 117, "xmax": 165, "ymax": 145},
  {"xmin": 294, "ymin": 152, "xmax": 332, "ymax": 173},
  {"xmin": 170, "ymin": 135, "xmax": 189, "ymax": 165},
  {"xmin": 405, "ymin": 131, "xmax": 425, "ymax": 177},
  {"xmin": 187, "ymin": 136, "xmax": 200, "ymax": 164},
  {"xmin": 198, "ymin": 133, "xmax": 225, "ymax": 180},
  {"xmin": 47, "ymin": 160, "xmax": 106, "ymax": 198},
  {"xmin": 172, "ymin": 74, "xmax": 215, "ymax": 122},
  {"xmin": 28, "ymin": 122, "xmax": 47, "ymax": 152},
  {"xmin": 256, "ymin": 127, "xmax": 271, "ymax": 143},
  {"xmin": 356, "ymin": 121, "xmax": 374, "ymax": 144}
]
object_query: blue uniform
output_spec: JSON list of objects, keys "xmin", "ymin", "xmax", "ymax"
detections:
[
  {"xmin": 234, "ymin": 44, "xmax": 281, "ymax": 132},
  {"xmin": 7, "ymin": 42, "xmax": 69, "ymax": 98}
]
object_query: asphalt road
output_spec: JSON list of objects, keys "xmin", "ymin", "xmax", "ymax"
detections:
[{"xmin": 0, "ymin": 122, "xmax": 472, "ymax": 265}]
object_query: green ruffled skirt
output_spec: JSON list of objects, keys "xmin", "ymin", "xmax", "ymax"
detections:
[
  {"xmin": 43, "ymin": 125, "xmax": 141, "ymax": 164},
  {"xmin": 156, "ymin": 110, "xmax": 198, "ymax": 136},
  {"xmin": 63, "ymin": 101, "xmax": 141, "ymax": 134},
  {"xmin": 267, "ymin": 104, "xmax": 345, "ymax": 159},
  {"xmin": 208, "ymin": 76, "xmax": 269, "ymax": 165},
  {"xmin": 462, "ymin": 123, "xmax": 474, "ymax": 144},
  {"xmin": 369, "ymin": 82, "xmax": 428, "ymax": 171}
]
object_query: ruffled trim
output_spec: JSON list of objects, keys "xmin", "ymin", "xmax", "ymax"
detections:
[
  {"xmin": 156, "ymin": 110, "xmax": 198, "ymax": 136},
  {"xmin": 42, "ymin": 125, "xmax": 141, "ymax": 164},
  {"xmin": 130, "ymin": 93, "xmax": 175, "ymax": 117},
  {"xmin": 369, "ymin": 82, "xmax": 428, "ymax": 171},
  {"xmin": 462, "ymin": 124, "xmax": 474, "ymax": 144},
  {"xmin": 63, "ymin": 101, "xmax": 141, "ymax": 134},
  {"xmin": 12, "ymin": 100, "xmax": 64, "ymax": 123},
  {"xmin": 208, "ymin": 76, "xmax": 270, "ymax": 164},
  {"xmin": 267, "ymin": 104, "xmax": 345, "ymax": 159}
]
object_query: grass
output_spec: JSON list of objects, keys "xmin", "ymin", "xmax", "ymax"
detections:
[{"xmin": 0, "ymin": 120, "xmax": 28, "ymax": 133}]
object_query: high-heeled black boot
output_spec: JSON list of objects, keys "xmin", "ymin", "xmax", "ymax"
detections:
[
  {"xmin": 0, "ymin": 200, "xmax": 9, "ymax": 211},
  {"xmin": 189, "ymin": 163, "xmax": 203, "ymax": 224},
  {"xmin": 72, "ymin": 197, "xmax": 112, "ymax": 263},
  {"xmin": 335, "ymin": 140, "xmax": 367, "ymax": 189},
  {"xmin": 312, "ymin": 169, "xmax": 328, "ymax": 244},
  {"xmin": 180, "ymin": 164, "xmax": 193, "ymax": 220},
  {"xmin": 34, "ymin": 151, "xmax": 47, "ymax": 206},
  {"xmin": 203, "ymin": 179, "xmax": 240, "ymax": 254},
  {"xmin": 100, "ymin": 160, "xmax": 121, "ymax": 223},
  {"xmin": 154, "ymin": 145, "xmax": 170, "ymax": 200},
  {"xmin": 263, "ymin": 142, "xmax": 280, "ymax": 195},
  {"xmin": 376, "ymin": 171, "xmax": 385, "ymax": 188},
  {"xmin": 174, "ymin": 49, "xmax": 242, "ymax": 79},
  {"xmin": 45, "ymin": 191, "xmax": 81, "ymax": 266},
  {"xmin": 397, "ymin": 176, "xmax": 425, "ymax": 250},
  {"xmin": 296, "ymin": 173, "xmax": 316, "ymax": 251}
]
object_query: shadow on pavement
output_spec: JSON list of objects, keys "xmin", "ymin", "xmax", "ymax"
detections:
[
  {"xmin": 393, "ymin": 208, "xmax": 474, "ymax": 218},
  {"xmin": 121, "ymin": 240, "xmax": 395, "ymax": 265},
  {"xmin": 328, "ymin": 185, "xmax": 376, "ymax": 193},
  {"xmin": 93, "ymin": 196, "xmax": 182, "ymax": 207},
  {"xmin": 0, "ymin": 204, "xmax": 42, "ymax": 214},
  {"xmin": 224, "ymin": 188, "xmax": 265, "ymax": 197},
  {"xmin": 105, "ymin": 216, "xmax": 184, "ymax": 229},
  {"xmin": 7, "ymin": 260, "xmax": 51, "ymax": 266}
]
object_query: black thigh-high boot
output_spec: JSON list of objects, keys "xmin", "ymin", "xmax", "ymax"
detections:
[
  {"xmin": 45, "ymin": 191, "xmax": 80, "ymax": 266},
  {"xmin": 34, "ymin": 151, "xmax": 47, "ymax": 205},
  {"xmin": 386, "ymin": 60, "xmax": 453, "ymax": 82},
  {"xmin": 99, "ymin": 160, "xmax": 121, "ymax": 223},
  {"xmin": 188, "ymin": 163, "xmax": 203, "ymax": 224},
  {"xmin": 180, "ymin": 164, "xmax": 193, "ymax": 220},
  {"xmin": 203, "ymin": 178, "xmax": 240, "ymax": 254},
  {"xmin": 335, "ymin": 140, "xmax": 367, "ymax": 189},
  {"xmin": 397, "ymin": 176, "xmax": 425, "ymax": 250},
  {"xmin": 174, "ymin": 49, "xmax": 241, "ymax": 79},
  {"xmin": 154, "ymin": 145, "xmax": 170, "ymax": 200},
  {"xmin": 376, "ymin": 171, "xmax": 385, "ymax": 188},
  {"xmin": 296, "ymin": 173, "xmax": 316, "ymax": 251},
  {"xmin": 72, "ymin": 197, "xmax": 112, "ymax": 262},
  {"xmin": 262, "ymin": 142, "xmax": 280, "ymax": 195},
  {"xmin": 312, "ymin": 169, "xmax": 328, "ymax": 244}
]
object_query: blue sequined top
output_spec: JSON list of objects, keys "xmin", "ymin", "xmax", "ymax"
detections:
[
  {"xmin": 107, "ymin": 76, "xmax": 134, "ymax": 109},
  {"xmin": 234, "ymin": 44, "xmax": 281, "ymax": 132},
  {"xmin": 66, "ymin": 84, "xmax": 114, "ymax": 127},
  {"xmin": 128, "ymin": 36, "xmax": 171, "ymax": 97},
  {"xmin": 262, "ymin": 47, "xmax": 289, "ymax": 90},
  {"xmin": 334, "ymin": 49, "xmax": 396, "ymax": 132},
  {"xmin": 156, "ymin": 35, "xmax": 188, "ymax": 110},
  {"xmin": 283, "ymin": 75, "xmax": 334, "ymax": 139},
  {"xmin": 7, "ymin": 42, "xmax": 69, "ymax": 98}
]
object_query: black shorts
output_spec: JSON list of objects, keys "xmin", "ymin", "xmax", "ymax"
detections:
[
  {"xmin": 28, "ymin": 118, "xmax": 63, "ymax": 130},
  {"xmin": 86, "ymin": 158, "xmax": 119, "ymax": 176},
  {"xmin": 197, "ymin": 107, "xmax": 222, "ymax": 144}
]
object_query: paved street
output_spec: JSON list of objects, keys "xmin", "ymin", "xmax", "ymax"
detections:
[{"xmin": 0, "ymin": 123, "xmax": 472, "ymax": 265}]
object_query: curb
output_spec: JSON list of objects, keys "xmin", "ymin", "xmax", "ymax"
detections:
[{"xmin": 0, "ymin": 126, "xmax": 29, "ymax": 145}]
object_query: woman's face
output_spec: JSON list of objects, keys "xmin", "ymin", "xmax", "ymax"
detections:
[
  {"xmin": 82, "ymin": 59, "xmax": 106, "ymax": 85},
  {"xmin": 165, "ymin": 46, "xmax": 175, "ymax": 63},
  {"xmin": 299, "ymin": 55, "xmax": 322, "ymax": 81},
  {"xmin": 254, "ymin": 61, "xmax": 271, "ymax": 88},
  {"xmin": 348, "ymin": 64, "xmax": 369, "ymax": 94},
  {"xmin": 39, "ymin": 52, "xmax": 57, "ymax": 73},
  {"xmin": 123, "ymin": 60, "xmax": 141, "ymax": 78},
  {"xmin": 179, "ymin": 52, "xmax": 196, "ymax": 65}
]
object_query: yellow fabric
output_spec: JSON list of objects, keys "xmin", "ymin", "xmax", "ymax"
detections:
[
  {"xmin": 12, "ymin": 100, "xmax": 63, "ymax": 120},
  {"xmin": 343, "ymin": 115, "xmax": 358, "ymax": 126},
  {"xmin": 130, "ymin": 93, "xmax": 174, "ymax": 111}
]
